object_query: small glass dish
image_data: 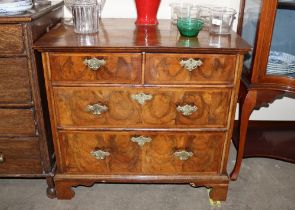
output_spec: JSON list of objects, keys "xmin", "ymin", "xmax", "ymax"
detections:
[{"xmin": 177, "ymin": 18, "xmax": 204, "ymax": 37}]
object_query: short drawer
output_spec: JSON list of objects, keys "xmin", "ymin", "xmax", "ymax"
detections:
[
  {"xmin": 145, "ymin": 53, "xmax": 237, "ymax": 84},
  {"xmin": 0, "ymin": 57, "xmax": 31, "ymax": 103},
  {"xmin": 0, "ymin": 24, "xmax": 24, "ymax": 55},
  {"xmin": 0, "ymin": 109, "xmax": 36, "ymax": 136},
  {"xmin": 59, "ymin": 131, "xmax": 225, "ymax": 174},
  {"xmin": 48, "ymin": 53, "xmax": 142, "ymax": 84},
  {"xmin": 54, "ymin": 87, "xmax": 231, "ymax": 128},
  {"xmin": 0, "ymin": 138, "xmax": 42, "ymax": 174}
]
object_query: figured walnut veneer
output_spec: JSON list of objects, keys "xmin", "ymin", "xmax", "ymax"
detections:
[
  {"xmin": 54, "ymin": 87, "xmax": 231, "ymax": 128},
  {"xmin": 49, "ymin": 53, "xmax": 142, "ymax": 84},
  {"xmin": 34, "ymin": 19, "xmax": 250, "ymax": 201},
  {"xmin": 60, "ymin": 131, "xmax": 225, "ymax": 174},
  {"xmin": 145, "ymin": 54, "xmax": 236, "ymax": 85}
]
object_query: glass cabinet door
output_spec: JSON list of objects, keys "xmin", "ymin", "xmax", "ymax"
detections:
[
  {"xmin": 267, "ymin": 1, "xmax": 295, "ymax": 78},
  {"xmin": 240, "ymin": 0, "xmax": 262, "ymax": 74}
]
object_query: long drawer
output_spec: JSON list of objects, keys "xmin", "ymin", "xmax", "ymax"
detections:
[
  {"xmin": 48, "ymin": 53, "xmax": 142, "ymax": 84},
  {"xmin": 0, "ymin": 24, "xmax": 24, "ymax": 55},
  {"xmin": 58, "ymin": 131, "xmax": 225, "ymax": 174},
  {"xmin": 145, "ymin": 53, "xmax": 237, "ymax": 85},
  {"xmin": 53, "ymin": 87, "xmax": 231, "ymax": 128},
  {"xmin": 0, "ymin": 109, "xmax": 36, "ymax": 136},
  {"xmin": 0, "ymin": 138, "xmax": 42, "ymax": 174},
  {"xmin": 0, "ymin": 57, "xmax": 31, "ymax": 103}
]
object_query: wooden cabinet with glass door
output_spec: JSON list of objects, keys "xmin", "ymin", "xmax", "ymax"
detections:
[{"xmin": 231, "ymin": 0, "xmax": 295, "ymax": 180}]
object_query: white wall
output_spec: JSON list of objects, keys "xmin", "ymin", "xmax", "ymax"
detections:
[
  {"xmin": 102, "ymin": 0, "xmax": 239, "ymax": 18},
  {"xmin": 64, "ymin": 0, "xmax": 295, "ymax": 121},
  {"xmin": 65, "ymin": 0, "xmax": 240, "ymax": 19}
]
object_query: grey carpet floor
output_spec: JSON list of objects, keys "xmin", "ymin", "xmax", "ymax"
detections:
[{"xmin": 0, "ymin": 145, "xmax": 294, "ymax": 210}]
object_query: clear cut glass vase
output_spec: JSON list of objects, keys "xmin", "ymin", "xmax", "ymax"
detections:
[{"xmin": 64, "ymin": 0, "xmax": 106, "ymax": 25}]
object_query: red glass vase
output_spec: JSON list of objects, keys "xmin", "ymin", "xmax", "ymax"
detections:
[{"xmin": 135, "ymin": 0, "xmax": 161, "ymax": 25}]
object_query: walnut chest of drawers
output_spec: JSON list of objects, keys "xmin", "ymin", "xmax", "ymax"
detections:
[
  {"xmin": 34, "ymin": 19, "xmax": 250, "ymax": 200},
  {"xmin": 0, "ymin": 1, "xmax": 63, "ymax": 197}
]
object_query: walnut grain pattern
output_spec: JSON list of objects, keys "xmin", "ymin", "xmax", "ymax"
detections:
[
  {"xmin": 49, "ymin": 53, "xmax": 142, "ymax": 84},
  {"xmin": 53, "ymin": 87, "xmax": 231, "ymax": 128},
  {"xmin": 146, "ymin": 54, "xmax": 236, "ymax": 84},
  {"xmin": 59, "ymin": 131, "xmax": 225, "ymax": 174}
]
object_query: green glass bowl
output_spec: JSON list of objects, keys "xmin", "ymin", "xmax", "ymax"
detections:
[{"xmin": 177, "ymin": 18, "xmax": 204, "ymax": 37}]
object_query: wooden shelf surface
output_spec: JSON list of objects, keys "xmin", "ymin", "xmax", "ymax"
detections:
[{"xmin": 232, "ymin": 120, "xmax": 295, "ymax": 163}]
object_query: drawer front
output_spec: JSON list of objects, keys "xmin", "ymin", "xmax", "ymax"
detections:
[
  {"xmin": 0, "ymin": 57, "xmax": 31, "ymax": 103},
  {"xmin": 0, "ymin": 138, "xmax": 42, "ymax": 174},
  {"xmin": 0, "ymin": 109, "xmax": 36, "ymax": 136},
  {"xmin": 59, "ymin": 131, "xmax": 225, "ymax": 174},
  {"xmin": 49, "ymin": 53, "xmax": 142, "ymax": 83},
  {"xmin": 0, "ymin": 24, "xmax": 24, "ymax": 55},
  {"xmin": 54, "ymin": 87, "xmax": 231, "ymax": 128},
  {"xmin": 145, "ymin": 54, "xmax": 236, "ymax": 84}
]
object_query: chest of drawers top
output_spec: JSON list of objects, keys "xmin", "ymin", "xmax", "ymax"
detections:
[{"xmin": 34, "ymin": 19, "xmax": 250, "ymax": 53}]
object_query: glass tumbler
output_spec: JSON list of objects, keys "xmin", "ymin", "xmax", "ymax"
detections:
[
  {"xmin": 169, "ymin": 2, "xmax": 181, "ymax": 24},
  {"xmin": 72, "ymin": 0, "xmax": 99, "ymax": 34},
  {"xmin": 199, "ymin": 5, "xmax": 212, "ymax": 30},
  {"xmin": 209, "ymin": 7, "xmax": 236, "ymax": 35}
]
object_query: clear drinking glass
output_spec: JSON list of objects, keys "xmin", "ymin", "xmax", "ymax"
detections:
[
  {"xmin": 170, "ymin": 2, "xmax": 196, "ymax": 25},
  {"xmin": 209, "ymin": 7, "xmax": 236, "ymax": 35},
  {"xmin": 177, "ymin": 3, "xmax": 198, "ymax": 19},
  {"xmin": 169, "ymin": 2, "xmax": 181, "ymax": 24},
  {"xmin": 72, "ymin": 0, "xmax": 99, "ymax": 34},
  {"xmin": 199, "ymin": 6, "xmax": 212, "ymax": 30}
]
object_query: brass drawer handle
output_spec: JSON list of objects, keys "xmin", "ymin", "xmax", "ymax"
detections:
[
  {"xmin": 174, "ymin": 150, "xmax": 194, "ymax": 161},
  {"xmin": 87, "ymin": 103, "xmax": 108, "ymax": 115},
  {"xmin": 131, "ymin": 136, "xmax": 152, "ymax": 147},
  {"xmin": 180, "ymin": 58, "xmax": 203, "ymax": 72},
  {"xmin": 131, "ymin": 92, "xmax": 153, "ymax": 105},
  {"xmin": 176, "ymin": 104, "xmax": 197, "ymax": 116},
  {"xmin": 84, "ymin": 58, "xmax": 106, "ymax": 71},
  {"xmin": 0, "ymin": 152, "xmax": 4, "ymax": 163},
  {"xmin": 90, "ymin": 149, "xmax": 110, "ymax": 160}
]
